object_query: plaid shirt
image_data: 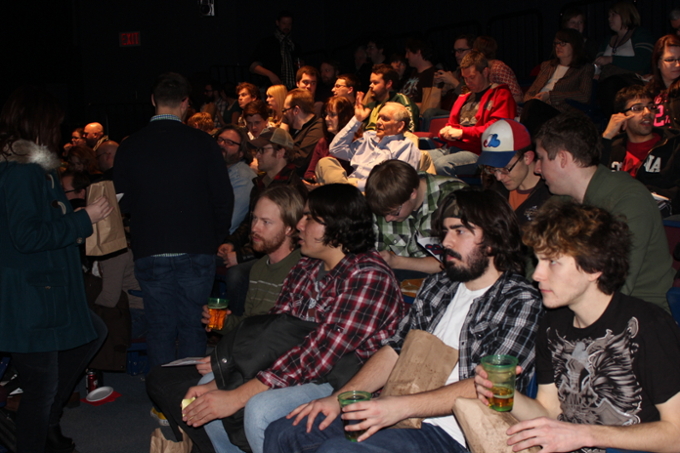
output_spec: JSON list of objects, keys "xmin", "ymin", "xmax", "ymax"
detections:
[
  {"xmin": 383, "ymin": 270, "xmax": 543, "ymax": 392},
  {"xmin": 257, "ymin": 251, "xmax": 407, "ymax": 389},
  {"xmin": 375, "ymin": 174, "xmax": 466, "ymax": 260}
]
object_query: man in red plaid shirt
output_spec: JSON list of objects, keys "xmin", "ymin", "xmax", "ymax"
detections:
[{"xmin": 180, "ymin": 183, "xmax": 406, "ymax": 453}]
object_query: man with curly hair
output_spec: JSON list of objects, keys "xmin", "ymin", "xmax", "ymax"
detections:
[{"xmin": 475, "ymin": 200, "xmax": 680, "ymax": 453}]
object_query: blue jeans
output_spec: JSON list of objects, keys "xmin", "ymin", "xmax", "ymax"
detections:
[
  {"xmin": 428, "ymin": 148, "xmax": 479, "ymax": 176},
  {"xmin": 264, "ymin": 413, "xmax": 468, "ymax": 453},
  {"xmin": 135, "ymin": 253, "xmax": 215, "ymax": 368},
  {"xmin": 203, "ymin": 381, "xmax": 334, "ymax": 453}
]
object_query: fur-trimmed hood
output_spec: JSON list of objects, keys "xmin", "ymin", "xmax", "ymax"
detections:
[{"xmin": 2, "ymin": 139, "xmax": 62, "ymax": 172}]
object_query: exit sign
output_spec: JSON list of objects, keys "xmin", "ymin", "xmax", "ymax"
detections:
[{"xmin": 119, "ymin": 32, "xmax": 141, "ymax": 47}]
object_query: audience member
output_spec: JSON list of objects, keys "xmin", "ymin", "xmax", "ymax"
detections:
[
  {"xmin": 243, "ymin": 100, "xmax": 269, "ymax": 139},
  {"xmin": 150, "ymin": 184, "xmax": 406, "ymax": 453},
  {"xmin": 389, "ymin": 53, "xmax": 409, "ymax": 92},
  {"xmin": 201, "ymin": 81, "xmax": 225, "ymax": 128},
  {"xmin": 295, "ymin": 65, "xmax": 323, "ymax": 117},
  {"xmin": 216, "ymin": 125, "xmax": 256, "ymax": 234},
  {"xmin": 602, "ymin": 85, "xmax": 680, "ymax": 215},
  {"xmin": 671, "ymin": 8, "xmax": 680, "ymax": 36},
  {"xmin": 400, "ymin": 36, "xmax": 436, "ymax": 109},
  {"xmin": 479, "ymin": 119, "xmax": 550, "ymax": 227},
  {"xmin": 236, "ymin": 82, "xmax": 261, "ymax": 127},
  {"xmin": 521, "ymin": 28, "xmax": 594, "ymax": 136},
  {"xmin": 250, "ymin": 10, "xmax": 297, "ymax": 89},
  {"xmin": 63, "ymin": 126, "xmax": 86, "ymax": 155},
  {"xmin": 187, "ymin": 111, "xmax": 215, "ymax": 134},
  {"xmin": 429, "ymin": 50, "xmax": 517, "ymax": 176},
  {"xmin": 331, "ymin": 74, "xmax": 358, "ymax": 103},
  {"xmin": 304, "ymin": 96, "xmax": 354, "ymax": 182},
  {"xmin": 594, "ymin": 1, "xmax": 654, "ymax": 117},
  {"xmin": 648, "ymin": 34, "xmax": 680, "ymax": 128},
  {"xmin": 365, "ymin": 64, "xmax": 419, "ymax": 132},
  {"xmin": 220, "ymin": 82, "xmax": 242, "ymax": 126},
  {"xmin": 366, "ymin": 36, "xmax": 387, "ymax": 65},
  {"xmin": 114, "ymin": 72, "xmax": 234, "ymax": 368},
  {"xmin": 264, "ymin": 188, "xmax": 543, "ymax": 453},
  {"xmin": 318, "ymin": 60, "xmax": 340, "ymax": 102},
  {"xmin": 473, "ymin": 36, "xmax": 523, "ymax": 105},
  {"xmin": 318, "ymin": 97, "xmax": 421, "ymax": 190},
  {"xmin": 266, "ymin": 84, "xmax": 288, "ymax": 127},
  {"xmin": 95, "ymin": 139, "xmax": 118, "ymax": 178},
  {"xmin": 0, "ymin": 85, "xmax": 109, "ymax": 453},
  {"xmin": 534, "ymin": 113, "xmax": 674, "ymax": 311},
  {"xmin": 365, "ymin": 159, "xmax": 466, "ymax": 278},
  {"xmin": 432, "ymin": 34, "xmax": 475, "ymax": 113},
  {"xmin": 561, "ymin": 6, "xmax": 598, "ymax": 61},
  {"xmin": 476, "ymin": 201, "xmax": 680, "ymax": 453},
  {"xmin": 67, "ymin": 144, "xmax": 101, "ymax": 180},
  {"xmin": 83, "ymin": 122, "xmax": 108, "ymax": 151},
  {"xmin": 281, "ymin": 88, "xmax": 325, "ymax": 176}
]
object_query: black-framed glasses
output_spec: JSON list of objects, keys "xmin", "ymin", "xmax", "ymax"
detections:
[
  {"xmin": 482, "ymin": 158, "xmax": 520, "ymax": 176},
  {"xmin": 553, "ymin": 40, "xmax": 568, "ymax": 47},
  {"xmin": 281, "ymin": 106, "xmax": 293, "ymax": 114},
  {"xmin": 622, "ymin": 103, "xmax": 659, "ymax": 114},
  {"xmin": 453, "ymin": 48, "xmax": 471, "ymax": 54},
  {"xmin": 663, "ymin": 57, "xmax": 680, "ymax": 65},
  {"xmin": 386, "ymin": 203, "xmax": 404, "ymax": 217},
  {"xmin": 217, "ymin": 137, "xmax": 241, "ymax": 147}
]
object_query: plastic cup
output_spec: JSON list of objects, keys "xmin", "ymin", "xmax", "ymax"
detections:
[
  {"xmin": 480, "ymin": 355, "xmax": 518, "ymax": 412},
  {"xmin": 207, "ymin": 297, "xmax": 228, "ymax": 330},
  {"xmin": 337, "ymin": 390, "xmax": 371, "ymax": 441}
]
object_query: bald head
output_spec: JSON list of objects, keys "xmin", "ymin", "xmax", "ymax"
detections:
[
  {"xmin": 83, "ymin": 122, "xmax": 105, "ymax": 147},
  {"xmin": 96, "ymin": 140, "xmax": 118, "ymax": 172},
  {"xmin": 375, "ymin": 102, "xmax": 409, "ymax": 139}
]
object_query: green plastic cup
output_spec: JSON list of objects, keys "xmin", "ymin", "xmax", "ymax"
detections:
[
  {"xmin": 337, "ymin": 390, "xmax": 371, "ymax": 441},
  {"xmin": 481, "ymin": 355, "xmax": 518, "ymax": 412}
]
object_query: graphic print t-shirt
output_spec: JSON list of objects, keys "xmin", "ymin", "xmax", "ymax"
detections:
[{"xmin": 536, "ymin": 292, "xmax": 680, "ymax": 453}]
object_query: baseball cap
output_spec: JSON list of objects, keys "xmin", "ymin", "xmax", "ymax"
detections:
[
  {"xmin": 248, "ymin": 127, "xmax": 294, "ymax": 151},
  {"xmin": 477, "ymin": 119, "xmax": 532, "ymax": 168}
]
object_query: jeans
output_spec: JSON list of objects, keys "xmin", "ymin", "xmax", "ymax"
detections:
[
  {"xmin": 135, "ymin": 253, "xmax": 215, "ymax": 368},
  {"xmin": 264, "ymin": 413, "xmax": 468, "ymax": 453},
  {"xmin": 11, "ymin": 311, "xmax": 107, "ymax": 453},
  {"xmin": 428, "ymin": 148, "xmax": 479, "ymax": 177},
  {"xmin": 201, "ymin": 373, "xmax": 244, "ymax": 453}
]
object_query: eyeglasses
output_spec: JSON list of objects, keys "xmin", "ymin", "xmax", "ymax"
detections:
[
  {"xmin": 622, "ymin": 103, "xmax": 659, "ymax": 114},
  {"xmin": 482, "ymin": 158, "xmax": 520, "ymax": 176},
  {"xmin": 453, "ymin": 48, "xmax": 471, "ymax": 54},
  {"xmin": 663, "ymin": 57, "xmax": 680, "ymax": 65},
  {"xmin": 255, "ymin": 145, "xmax": 275, "ymax": 155},
  {"xmin": 386, "ymin": 203, "xmax": 404, "ymax": 218},
  {"xmin": 333, "ymin": 83, "xmax": 347, "ymax": 89},
  {"xmin": 553, "ymin": 41, "xmax": 568, "ymax": 47},
  {"xmin": 217, "ymin": 137, "xmax": 241, "ymax": 147},
  {"xmin": 281, "ymin": 106, "xmax": 293, "ymax": 114}
]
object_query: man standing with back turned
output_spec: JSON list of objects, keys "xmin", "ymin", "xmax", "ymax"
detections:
[{"xmin": 114, "ymin": 72, "xmax": 234, "ymax": 368}]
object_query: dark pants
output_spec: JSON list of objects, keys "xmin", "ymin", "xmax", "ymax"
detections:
[
  {"xmin": 220, "ymin": 259, "xmax": 257, "ymax": 317},
  {"xmin": 146, "ymin": 364, "xmax": 216, "ymax": 453},
  {"xmin": 11, "ymin": 311, "xmax": 107, "ymax": 453}
]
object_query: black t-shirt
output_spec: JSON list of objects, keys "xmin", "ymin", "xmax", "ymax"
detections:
[{"xmin": 536, "ymin": 292, "xmax": 680, "ymax": 452}]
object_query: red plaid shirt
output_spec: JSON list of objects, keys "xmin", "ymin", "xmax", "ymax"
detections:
[{"xmin": 256, "ymin": 250, "xmax": 406, "ymax": 388}]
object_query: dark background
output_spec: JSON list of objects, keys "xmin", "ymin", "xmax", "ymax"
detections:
[{"xmin": 2, "ymin": 0, "xmax": 678, "ymax": 141}]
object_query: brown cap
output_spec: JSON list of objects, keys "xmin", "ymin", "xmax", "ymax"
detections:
[{"xmin": 247, "ymin": 127, "xmax": 294, "ymax": 151}]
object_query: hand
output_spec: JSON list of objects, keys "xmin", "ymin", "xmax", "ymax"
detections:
[
  {"xmin": 534, "ymin": 91, "xmax": 550, "ymax": 103},
  {"xmin": 182, "ymin": 389, "xmax": 241, "ymax": 427},
  {"xmin": 440, "ymin": 126, "xmax": 462, "ymax": 141},
  {"xmin": 217, "ymin": 244, "xmax": 238, "ymax": 267},
  {"xmin": 340, "ymin": 396, "xmax": 410, "ymax": 442},
  {"xmin": 288, "ymin": 395, "xmax": 342, "ymax": 433},
  {"xmin": 434, "ymin": 70, "xmax": 459, "ymax": 88},
  {"xmin": 302, "ymin": 180, "xmax": 321, "ymax": 190},
  {"xmin": 507, "ymin": 417, "xmax": 588, "ymax": 453},
  {"xmin": 594, "ymin": 56, "xmax": 613, "ymax": 66},
  {"xmin": 84, "ymin": 196, "xmax": 113, "ymax": 224},
  {"xmin": 195, "ymin": 356, "xmax": 213, "ymax": 375},
  {"xmin": 474, "ymin": 364, "xmax": 523, "ymax": 406},
  {"xmin": 184, "ymin": 381, "xmax": 217, "ymax": 400},
  {"xmin": 269, "ymin": 74, "xmax": 283, "ymax": 85},
  {"xmin": 354, "ymin": 92, "xmax": 373, "ymax": 122},
  {"xmin": 602, "ymin": 112, "xmax": 631, "ymax": 139}
]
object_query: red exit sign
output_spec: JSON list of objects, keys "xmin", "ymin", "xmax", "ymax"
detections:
[{"xmin": 119, "ymin": 32, "xmax": 141, "ymax": 47}]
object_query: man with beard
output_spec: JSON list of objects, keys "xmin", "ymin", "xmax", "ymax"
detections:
[
  {"xmin": 264, "ymin": 188, "xmax": 543, "ymax": 453},
  {"xmin": 216, "ymin": 125, "xmax": 256, "ymax": 234}
]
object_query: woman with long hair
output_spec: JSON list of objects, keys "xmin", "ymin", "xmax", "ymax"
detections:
[
  {"xmin": 648, "ymin": 34, "xmax": 680, "ymax": 128},
  {"xmin": 266, "ymin": 84, "xmax": 288, "ymax": 127},
  {"xmin": 304, "ymin": 96, "xmax": 355, "ymax": 182},
  {"xmin": 0, "ymin": 86, "xmax": 111, "ymax": 453}
]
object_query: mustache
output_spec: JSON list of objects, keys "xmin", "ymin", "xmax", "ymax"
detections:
[{"xmin": 444, "ymin": 248, "xmax": 462, "ymax": 260}]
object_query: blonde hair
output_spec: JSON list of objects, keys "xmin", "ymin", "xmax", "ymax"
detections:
[{"xmin": 266, "ymin": 84, "xmax": 288, "ymax": 124}]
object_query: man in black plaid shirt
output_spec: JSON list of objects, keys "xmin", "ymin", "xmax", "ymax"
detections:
[{"xmin": 264, "ymin": 188, "xmax": 544, "ymax": 453}]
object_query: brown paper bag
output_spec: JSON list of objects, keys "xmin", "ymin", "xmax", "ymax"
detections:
[
  {"xmin": 85, "ymin": 180, "xmax": 127, "ymax": 256},
  {"xmin": 421, "ymin": 86, "xmax": 442, "ymax": 112},
  {"xmin": 452, "ymin": 398, "xmax": 540, "ymax": 453},
  {"xmin": 150, "ymin": 427, "xmax": 193, "ymax": 453},
  {"xmin": 381, "ymin": 330, "xmax": 459, "ymax": 429}
]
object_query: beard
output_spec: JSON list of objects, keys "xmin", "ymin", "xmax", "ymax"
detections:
[
  {"xmin": 251, "ymin": 228, "xmax": 287, "ymax": 255},
  {"xmin": 444, "ymin": 244, "xmax": 489, "ymax": 283}
]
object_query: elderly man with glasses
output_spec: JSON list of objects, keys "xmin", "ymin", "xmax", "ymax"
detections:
[{"xmin": 477, "ymin": 119, "xmax": 551, "ymax": 228}]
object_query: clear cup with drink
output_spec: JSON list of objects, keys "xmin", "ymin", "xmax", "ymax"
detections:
[
  {"xmin": 337, "ymin": 390, "xmax": 371, "ymax": 441},
  {"xmin": 480, "ymin": 354, "xmax": 518, "ymax": 412},
  {"xmin": 207, "ymin": 297, "xmax": 228, "ymax": 330}
]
